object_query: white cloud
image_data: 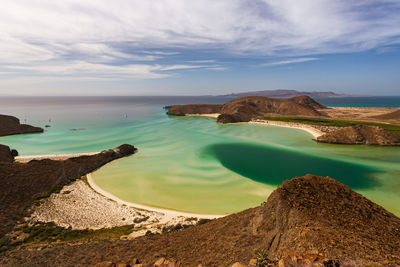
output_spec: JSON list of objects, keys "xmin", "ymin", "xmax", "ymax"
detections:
[
  {"xmin": 0, "ymin": 0, "xmax": 399, "ymax": 88},
  {"xmin": 262, "ymin": 57, "xmax": 319, "ymax": 66}
]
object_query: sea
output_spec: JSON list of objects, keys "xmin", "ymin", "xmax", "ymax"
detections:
[{"xmin": 1, "ymin": 96, "xmax": 400, "ymax": 215}]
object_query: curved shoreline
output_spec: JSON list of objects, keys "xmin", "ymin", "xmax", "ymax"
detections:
[
  {"xmin": 15, "ymin": 152, "xmax": 223, "ymax": 220},
  {"xmin": 87, "ymin": 173, "xmax": 223, "ymax": 221},
  {"xmin": 185, "ymin": 113, "xmax": 324, "ymax": 138},
  {"xmin": 249, "ymin": 120, "xmax": 324, "ymax": 139}
]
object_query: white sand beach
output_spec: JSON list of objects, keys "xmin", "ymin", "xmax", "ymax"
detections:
[{"xmin": 249, "ymin": 120, "xmax": 324, "ymax": 139}]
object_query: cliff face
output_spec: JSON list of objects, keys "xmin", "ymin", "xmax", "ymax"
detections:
[
  {"xmin": 0, "ymin": 144, "xmax": 136, "ymax": 239},
  {"xmin": 0, "ymin": 114, "xmax": 43, "ymax": 137},
  {"xmin": 317, "ymin": 125, "xmax": 400, "ymax": 146},
  {"xmin": 3, "ymin": 175, "xmax": 400, "ymax": 266},
  {"xmin": 166, "ymin": 104, "xmax": 222, "ymax": 116}
]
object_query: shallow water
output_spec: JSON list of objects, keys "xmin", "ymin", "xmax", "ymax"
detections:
[{"xmin": 1, "ymin": 96, "xmax": 400, "ymax": 215}]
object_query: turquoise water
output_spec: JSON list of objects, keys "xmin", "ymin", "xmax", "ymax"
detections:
[{"xmin": 1, "ymin": 96, "xmax": 400, "ymax": 215}]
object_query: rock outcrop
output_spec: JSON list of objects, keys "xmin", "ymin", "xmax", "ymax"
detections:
[
  {"xmin": 0, "ymin": 145, "xmax": 14, "ymax": 163},
  {"xmin": 3, "ymin": 175, "xmax": 399, "ymax": 266},
  {"xmin": 317, "ymin": 124, "xmax": 400, "ymax": 145},
  {"xmin": 0, "ymin": 114, "xmax": 44, "ymax": 137},
  {"xmin": 166, "ymin": 104, "xmax": 222, "ymax": 116}
]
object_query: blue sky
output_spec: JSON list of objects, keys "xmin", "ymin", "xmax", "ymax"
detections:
[{"xmin": 0, "ymin": 0, "xmax": 399, "ymax": 96}]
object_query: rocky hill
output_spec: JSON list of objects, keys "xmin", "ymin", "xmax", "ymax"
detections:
[
  {"xmin": 2, "ymin": 174, "xmax": 399, "ymax": 266},
  {"xmin": 166, "ymin": 96, "xmax": 327, "ymax": 123},
  {"xmin": 0, "ymin": 114, "xmax": 43, "ymax": 137},
  {"xmin": 317, "ymin": 125, "xmax": 400, "ymax": 146}
]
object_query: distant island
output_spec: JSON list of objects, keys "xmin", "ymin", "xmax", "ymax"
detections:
[{"xmin": 218, "ymin": 89, "xmax": 370, "ymax": 98}]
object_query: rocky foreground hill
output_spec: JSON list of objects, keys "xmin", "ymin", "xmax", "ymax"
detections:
[
  {"xmin": 167, "ymin": 95, "xmax": 327, "ymax": 123},
  {"xmin": 317, "ymin": 124, "xmax": 400, "ymax": 146},
  {"xmin": 1, "ymin": 174, "xmax": 399, "ymax": 266},
  {"xmin": 0, "ymin": 114, "xmax": 43, "ymax": 137}
]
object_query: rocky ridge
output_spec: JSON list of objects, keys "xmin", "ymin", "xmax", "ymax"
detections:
[
  {"xmin": 317, "ymin": 124, "xmax": 400, "ymax": 146},
  {"xmin": 0, "ymin": 114, "xmax": 43, "ymax": 137}
]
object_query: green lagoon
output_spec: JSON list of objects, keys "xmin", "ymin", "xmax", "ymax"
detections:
[{"xmin": 1, "ymin": 96, "xmax": 400, "ymax": 215}]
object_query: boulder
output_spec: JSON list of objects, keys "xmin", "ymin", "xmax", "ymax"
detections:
[
  {"xmin": 154, "ymin": 257, "xmax": 182, "ymax": 267},
  {"xmin": 0, "ymin": 144, "xmax": 14, "ymax": 163}
]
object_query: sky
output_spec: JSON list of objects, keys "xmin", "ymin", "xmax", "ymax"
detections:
[{"xmin": 0, "ymin": 0, "xmax": 399, "ymax": 96}]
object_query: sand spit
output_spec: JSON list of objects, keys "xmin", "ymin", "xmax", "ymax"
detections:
[
  {"xmin": 15, "ymin": 152, "xmax": 100, "ymax": 163},
  {"xmin": 185, "ymin": 113, "xmax": 220, "ymax": 118}
]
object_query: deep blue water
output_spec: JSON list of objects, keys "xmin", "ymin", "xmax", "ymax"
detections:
[{"xmin": 314, "ymin": 96, "xmax": 400, "ymax": 108}]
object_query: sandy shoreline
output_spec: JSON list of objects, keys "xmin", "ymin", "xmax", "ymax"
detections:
[
  {"xmin": 87, "ymin": 173, "xmax": 223, "ymax": 222},
  {"xmin": 186, "ymin": 113, "xmax": 324, "ymax": 138},
  {"xmin": 15, "ymin": 152, "xmax": 100, "ymax": 163},
  {"xmin": 249, "ymin": 120, "xmax": 324, "ymax": 138},
  {"xmin": 20, "ymin": 151, "xmax": 222, "ymax": 236},
  {"xmin": 185, "ymin": 113, "xmax": 220, "ymax": 118}
]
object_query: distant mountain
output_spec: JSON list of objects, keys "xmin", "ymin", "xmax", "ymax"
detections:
[{"xmin": 218, "ymin": 89, "xmax": 369, "ymax": 98}]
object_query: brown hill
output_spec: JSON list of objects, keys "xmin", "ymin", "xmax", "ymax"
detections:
[
  {"xmin": 317, "ymin": 125, "xmax": 400, "ymax": 146},
  {"xmin": 0, "ymin": 114, "xmax": 43, "ymax": 137},
  {"xmin": 371, "ymin": 109, "xmax": 400, "ymax": 122},
  {"xmin": 289, "ymin": 95, "xmax": 327, "ymax": 109},
  {"xmin": 217, "ymin": 96, "xmax": 325, "ymax": 123},
  {"xmin": 0, "ymin": 144, "xmax": 136, "ymax": 239},
  {"xmin": 2, "ymin": 175, "xmax": 399, "ymax": 266},
  {"xmin": 166, "ymin": 104, "xmax": 222, "ymax": 116}
]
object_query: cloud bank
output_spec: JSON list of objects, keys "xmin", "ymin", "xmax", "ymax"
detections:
[{"xmin": 0, "ymin": 0, "xmax": 399, "ymax": 83}]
